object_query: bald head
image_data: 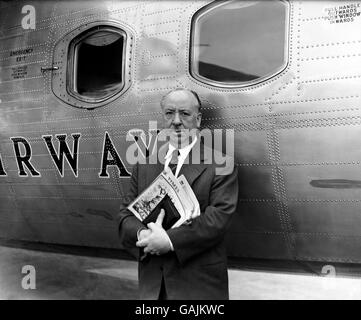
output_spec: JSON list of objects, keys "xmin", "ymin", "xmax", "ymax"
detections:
[{"xmin": 160, "ymin": 89, "xmax": 202, "ymax": 113}]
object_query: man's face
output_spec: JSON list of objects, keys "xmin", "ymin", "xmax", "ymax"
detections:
[{"xmin": 161, "ymin": 90, "xmax": 202, "ymax": 146}]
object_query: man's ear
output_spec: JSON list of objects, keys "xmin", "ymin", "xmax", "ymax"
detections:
[{"xmin": 197, "ymin": 112, "xmax": 202, "ymax": 128}]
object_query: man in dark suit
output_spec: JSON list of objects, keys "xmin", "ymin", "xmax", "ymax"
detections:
[{"xmin": 117, "ymin": 89, "xmax": 238, "ymax": 299}]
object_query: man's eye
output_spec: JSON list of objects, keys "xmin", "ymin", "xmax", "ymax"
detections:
[{"xmin": 181, "ymin": 112, "xmax": 190, "ymax": 117}]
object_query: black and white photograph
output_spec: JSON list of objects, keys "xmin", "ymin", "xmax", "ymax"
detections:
[{"xmin": 0, "ymin": 0, "xmax": 361, "ymax": 307}]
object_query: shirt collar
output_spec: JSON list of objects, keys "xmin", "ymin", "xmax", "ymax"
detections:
[{"xmin": 165, "ymin": 136, "xmax": 198, "ymax": 159}]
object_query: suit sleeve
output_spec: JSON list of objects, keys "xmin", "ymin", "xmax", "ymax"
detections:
[
  {"xmin": 116, "ymin": 163, "xmax": 145, "ymax": 257},
  {"xmin": 167, "ymin": 165, "xmax": 239, "ymax": 265}
]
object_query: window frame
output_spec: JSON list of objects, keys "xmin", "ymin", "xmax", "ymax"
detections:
[
  {"xmin": 189, "ymin": 0, "xmax": 290, "ymax": 88},
  {"xmin": 51, "ymin": 21, "xmax": 132, "ymax": 110},
  {"xmin": 67, "ymin": 25, "xmax": 127, "ymax": 104}
]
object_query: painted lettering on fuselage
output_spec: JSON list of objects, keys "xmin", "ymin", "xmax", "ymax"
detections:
[{"xmin": 2, "ymin": 132, "xmax": 132, "ymax": 179}]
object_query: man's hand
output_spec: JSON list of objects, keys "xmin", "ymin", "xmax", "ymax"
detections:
[
  {"xmin": 136, "ymin": 209, "xmax": 172, "ymax": 255},
  {"xmin": 138, "ymin": 228, "xmax": 151, "ymax": 241}
]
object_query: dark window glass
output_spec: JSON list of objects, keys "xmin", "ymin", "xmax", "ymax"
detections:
[
  {"xmin": 70, "ymin": 27, "xmax": 125, "ymax": 100},
  {"xmin": 191, "ymin": 0, "xmax": 288, "ymax": 86}
]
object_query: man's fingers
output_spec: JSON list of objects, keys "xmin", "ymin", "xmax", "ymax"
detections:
[
  {"xmin": 143, "ymin": 246, "xmax": 152, "ymax": 253},
  {"xmin": 143, "ymin": 246, "xmax": 158, "ymax": 254},
  {"xmin": 156, "ymin": 209, "xmax": 165, "ymax": 226},
  {"xmin": 138, "ymin": 228, "xmax": 151, "ymax": 241},
  {"xmin": 136, "ymin": 238, "xmax": 148, "ymax": 247}
]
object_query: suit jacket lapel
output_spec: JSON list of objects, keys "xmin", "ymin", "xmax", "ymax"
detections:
[
  {"xmin": 179, "ymin": 164, "xmax": 207, "ymax": 187},
  {"xmin": 145, "ymin": 163, "xmax": 164, "ymax": 187},
  {"xmin": 143, "ymin": 141, "xmax": 168, "ymax": 187},
  {"xmin": 178, "ymin": 139, "xmax": 208, "ymax": 187}
]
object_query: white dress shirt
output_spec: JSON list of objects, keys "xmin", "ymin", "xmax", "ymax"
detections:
[{"xmin": 164, "ymin": 136, "xmax": 198, "ymax": 177}]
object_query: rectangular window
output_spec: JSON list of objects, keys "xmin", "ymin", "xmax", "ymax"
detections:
[
  {"xmin": 69, "ymin": 26, "xmax": 126, "ymax": 102},
  {"xmin": 191, "ymin": 0, "xmax": 289, "ymax": 87}
]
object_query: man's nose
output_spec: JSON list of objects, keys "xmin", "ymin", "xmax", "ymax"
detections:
[{"xmin": 172, "ymin": 112, "xmax": 182, "ymax": 125}]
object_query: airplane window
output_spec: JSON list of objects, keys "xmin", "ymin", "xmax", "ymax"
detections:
[
  {"xmin": 69, "ymin": 26, "xmax": 126, "ymax": 101},
  {"xmin": 191, "ymin": 0, "xmax": 289, "ymax": 87}
]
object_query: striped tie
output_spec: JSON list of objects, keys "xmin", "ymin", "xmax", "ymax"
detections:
[{"xmin": 169, "ymin": 149, "xmax": 180, "ymax": 175}]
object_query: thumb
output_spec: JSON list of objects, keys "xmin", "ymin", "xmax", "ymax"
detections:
[
  {"xmin": 147, "ymin": 222, "xmax": 157, "ymax": 232},
  {"xmin": 156, "ymin": 209, "xmax": 165, "ymax": 226}
]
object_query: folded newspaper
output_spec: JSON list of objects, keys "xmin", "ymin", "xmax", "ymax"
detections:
[{"xmin": 127, "ymin": 167, "xmax": 200, "ymax": 230}]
